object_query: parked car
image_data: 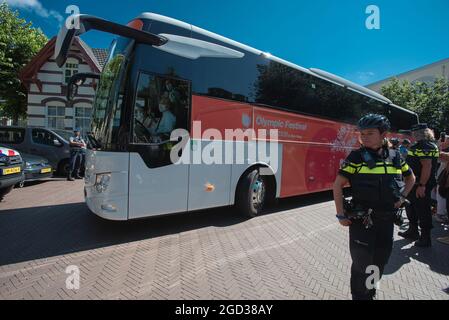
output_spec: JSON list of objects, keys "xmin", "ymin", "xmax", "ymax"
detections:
[
  {"xmin": 16, "ymin": 153, "xmax": 53, "ymax": 188},
  {"xmin": 0, "ymin": 127, "xmax": 72, "ymax": 176},
  {"xmin": 0, "ymin": 145, "xmax": 25, "ymax": 201}
]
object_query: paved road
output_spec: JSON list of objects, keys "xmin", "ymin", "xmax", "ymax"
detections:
[{"xmin": 0, "ymin": 179, "xmax": 448, "ymax": 300}]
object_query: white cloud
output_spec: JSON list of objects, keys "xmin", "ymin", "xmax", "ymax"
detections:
[
  {"xmin": 5, "ymin": 0, "xmax": 63, "ymax": 23},
  {"xmin": 357, "ymin": 71, "xmax": 375, "ymax": 82}
]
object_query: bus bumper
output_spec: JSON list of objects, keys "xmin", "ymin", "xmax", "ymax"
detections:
[{"xmin": 85, "ymin": 185, "xmax": 129, "ymax": 221}]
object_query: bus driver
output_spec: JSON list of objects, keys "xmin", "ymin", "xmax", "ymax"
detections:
[{"xmin": 148, "ymin": 96, "xmax": 176, "ymax": 139}]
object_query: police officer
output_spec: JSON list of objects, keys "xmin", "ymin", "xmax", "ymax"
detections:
[
  {"xmin": 399, "ymin": 124, "xmax": 439, "ymax": 247},
  {"xmin": 68, "ymin": 128, "xmax": 87, "ymax": 181},
  {"xmin": 400, "ymin": 139, "xmax": 411, "ymax": 160},
  {"xmin": 390, "ymin": 138, "xmax": 400, "ymax": 150},
  {"xmin": 333, "ymin": 114, "xmax": 416, "ymax": 300}
]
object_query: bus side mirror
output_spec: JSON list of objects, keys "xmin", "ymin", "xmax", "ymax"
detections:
[
  {"xmin": 67, "ymin": 82, "xmax": 80, "ymax": 101},
  {"xmin": 55, "ymin": 14, "xmax": 167, "ymax": 67},
  {"xmin": 67, "ymin": 72, "xmax": 100, "ymax": 101}
]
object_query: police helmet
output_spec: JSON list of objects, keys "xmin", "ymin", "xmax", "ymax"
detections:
[
  {"xmin": 74, "ymin": 128, "xmax": 81, "ymax": 133},
  {"xmin": 358, "ymin": 114, "xmax": 391, "ymax": 133},
  {"xmin": 403, "ymin": 139, "xmax": 411, "ymax": 145}
]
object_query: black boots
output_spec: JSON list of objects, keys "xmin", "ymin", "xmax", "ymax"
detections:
[
  {"xmin": 398, "ymin": 225, "xmax": 420, "ymax": 241},
  {"xmin": 399, "ymin": 226, "xmax": 432, "ymax": 247},
  {"xmin": 415, "ymin": 230, "xmax": 432, "ymax": 248},
  {"xmin": 415, "ymin": 237, "xmax": 432, "ymax": 248}
]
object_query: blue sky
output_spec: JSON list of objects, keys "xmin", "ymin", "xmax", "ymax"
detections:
[{"xmin": 5, "ymin": 0, "xmax": 449, "ymax": 86}]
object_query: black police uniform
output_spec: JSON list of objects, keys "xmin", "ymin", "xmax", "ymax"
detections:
[
  {"xmin": 69, "ymin": 135, "xmax": 86, "ymax": 179},
  {"xmin": 405, "ymin": 140, "xmax": 439, "ymax": 241},
  {"xmin": 339, "ymin": 146, "xmax": 412, "ymax": 300}
]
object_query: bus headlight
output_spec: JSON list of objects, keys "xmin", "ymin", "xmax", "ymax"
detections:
[{"xmin": 95, "ymin": 173, "xmax": 111, "ymax": 193}]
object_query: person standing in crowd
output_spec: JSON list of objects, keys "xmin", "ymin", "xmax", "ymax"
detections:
[
  {"xmin": 400, "ymin": 139, "xmax": 411, "ymax": 160},
  {"xmin": 399, "ymin": 124, "xmax": 440, "ymax": 247},
  {"xmin": 436, "ymin": 134, "xmax": 449, "ymax": 246},
  {"xmin": 390, "ymin": 138, "xmax": 400, "ymax": 151},
  {"xmin": 68, "ymin": 128, "xmax": 87, "ymax": 182},
  {"xmin": 436, "ymin": 134, "xmax": 449, "ymax": 224},
  {"xmin": 333, "ymin": 114, "xmax": 415, "ymax": 300}
]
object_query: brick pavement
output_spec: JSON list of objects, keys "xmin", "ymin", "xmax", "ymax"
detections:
[{"xmin": 0, "ymin": 179, "xmax": 448, "ymax": 300}]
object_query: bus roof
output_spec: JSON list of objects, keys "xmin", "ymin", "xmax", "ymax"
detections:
[
  {"xmin": 389, "ymin": 103, "xmax": 418, "ymax": 117},
  {"xmin": 136, "ymin": 12, "xmax": 406, "ymax": 111}
]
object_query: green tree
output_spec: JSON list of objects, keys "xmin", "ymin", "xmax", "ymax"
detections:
[
  {"xmin": 0, "ymin": 2, "xmax": 48, "ymax": 124},
  {"xmin": 381, "ymin": 77, "xmax": 449, "ymax": 132}
]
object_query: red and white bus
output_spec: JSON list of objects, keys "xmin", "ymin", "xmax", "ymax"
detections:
[{"xmin": 56, "ymin": 13, "xmax": 418, "ymax": 221}]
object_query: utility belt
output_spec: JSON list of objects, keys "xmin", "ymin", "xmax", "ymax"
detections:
[{"xmin": 343, "ymin": 198, "xmax": 407, "ymax": 229}]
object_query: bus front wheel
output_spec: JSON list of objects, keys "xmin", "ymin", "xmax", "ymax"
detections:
[{"xmin": 236, "ymin": 169, "xmax": 269, "ymax": 218}]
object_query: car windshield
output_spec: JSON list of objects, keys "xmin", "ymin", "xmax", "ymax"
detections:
[{"xmin": 90, "ymin": 37, "xmax": 132, "ymax": 150}]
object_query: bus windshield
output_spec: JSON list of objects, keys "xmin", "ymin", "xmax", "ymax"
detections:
[{"xmin": 91, "ymin": 37, "xmax": 133, "ymax": 150}]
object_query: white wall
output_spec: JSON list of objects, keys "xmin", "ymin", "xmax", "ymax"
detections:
[
  {"xmin": 367, "ymin": 60, "xmax": 449, "ymax": 93},
  {"xmin": 26, "ymin": 50, "xmax": 97, "ymax": 129}
]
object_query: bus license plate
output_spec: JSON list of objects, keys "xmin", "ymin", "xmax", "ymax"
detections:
[
  {"xmin": 3, "ymin": 167, "xmax": 21, "ymax": 175},
  {"xmin": 41, "ymin": 168, "xmax": 52, "ymax": 174}
]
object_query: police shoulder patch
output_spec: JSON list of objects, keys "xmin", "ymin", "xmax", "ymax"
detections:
[
  {"xmin": 340, "ymin": 159, "xmax": 353, "ymax": 170},
  {"xmin": 340, "ymin": 160, "xmax": 351, "ymax": 170}
]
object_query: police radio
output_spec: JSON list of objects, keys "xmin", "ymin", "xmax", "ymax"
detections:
[{"xmin": 360, "ymin": 149, "xmax": 376, "ymax": 169}]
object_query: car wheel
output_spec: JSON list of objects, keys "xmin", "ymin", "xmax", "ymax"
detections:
[
  {"xmin": 58, "ymin": 159, "xmax": 71, "ymax": 177},
  {"xmin": 15, "ymin": 180, "xmax": 25, "ymax": 189},
  {"xmin": 235, "ymin": 169, "xmax": 269, "ymax": 218}
]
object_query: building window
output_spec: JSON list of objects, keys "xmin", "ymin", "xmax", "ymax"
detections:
[
  {"xmin": 75, "ymin": 107, "xmax": 92, "ymax": 132},
  {"xmin": 48, "ymin": 106, "xmax": 65, "ymax": 129},
  {"xmin": 65, "ymin": 61, "xmax": 79, "ymax": 84}
]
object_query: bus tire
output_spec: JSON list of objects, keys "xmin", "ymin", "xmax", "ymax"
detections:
[
  {"xmin": 265, "ymin": 174, "xmax": 278, "ymax": 208},
  {"xmin": 236, "ymin": 169, "xmax": 268, "ymax": 218}
]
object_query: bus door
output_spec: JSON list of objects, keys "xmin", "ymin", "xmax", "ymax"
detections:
[{"xmin": 128, "ymin": 72, "xmax": 192, "ymax": 219}]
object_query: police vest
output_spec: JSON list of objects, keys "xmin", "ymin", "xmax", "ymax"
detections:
[
  {"xmin": 70, "ymin": 136, "xmax": 86, "ymax": 152},
  {"xmin": 407, "ymin": 140, "xmax": 439, "ymax": 187},
  {"xmin": 340, "ymin": 148, "xmax": 412, "ymax": 211}
]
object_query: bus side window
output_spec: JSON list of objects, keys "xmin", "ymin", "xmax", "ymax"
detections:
[{"xmin": 132, "ymin": 72, "xmax": 190, "ymax": 168}]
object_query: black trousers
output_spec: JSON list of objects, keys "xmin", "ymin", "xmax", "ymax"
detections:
[
  {"xmin": 69, "ymin": 150, "xmax": 83, "ymax": 177},
  {"xmin": 349, "ymin": 214, "xmax": 394, "ymax": 300},
  {"xmin": 406, "ymin": 186, "xmax": 434, "ymax": 233}
]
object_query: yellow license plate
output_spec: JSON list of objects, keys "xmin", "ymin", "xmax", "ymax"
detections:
[
  {"xmin": 3, "ymin": 167, "xmax": 21, "ymax": 175},
  {"xmin": 41, "ymin": 168, "xmax": 52, "ymax": 174}
]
